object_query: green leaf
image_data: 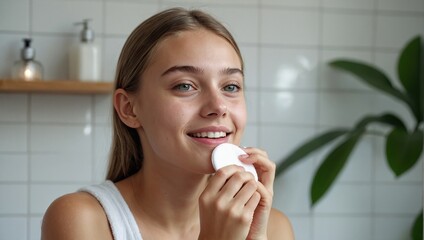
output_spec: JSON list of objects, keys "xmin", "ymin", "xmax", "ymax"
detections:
[
  {"xmin": 276, "ymin": 129, "xmax": 349, "ymax": 176},
  {"xmin": 310, "ymin": 132, "xmax": 362, "ymax": 206},
  {"xmin": 386, "ymin": 128, "xmax": 423, "ymax": 177},
  {"xmin": 354, "ymin": 113, "xmax": 407, "ymax": 131},
  {"xmin": 411, "ymin": 211, "xmax": 423, "ymax": 240},
  {"xmin": 398, "ymin": 36, "xmax": 422, "ymax": 121},
  {"xmin": 330, "ymin": 60, "xmax": 409, "ymax": 105}
]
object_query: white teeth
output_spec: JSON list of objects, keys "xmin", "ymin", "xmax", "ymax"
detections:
[{"xmin": 191, "ymin": 131, "xmax": 226, "ymax": 139}]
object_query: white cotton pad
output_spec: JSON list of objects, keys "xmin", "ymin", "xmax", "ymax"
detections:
[{"xmin": 211, "ymin": 143, "xmax": 258, "ymax": 181}]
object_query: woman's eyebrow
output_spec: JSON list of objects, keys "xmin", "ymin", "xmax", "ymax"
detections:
[
  {"xmin": 161, "ymin": 65, "xmax": 203, "ymax": 76},
  {"xmin": 161, "ymin": 65, "xmax": 244, "ymax": 77},
  {"xmin": 220, "ymin": 67, "xmax": 244, "ymax": 77}
]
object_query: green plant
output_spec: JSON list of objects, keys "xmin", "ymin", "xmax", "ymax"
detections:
[{"xmin": 276, "ymin": 35, "xmax": 423, "ymax": 240}]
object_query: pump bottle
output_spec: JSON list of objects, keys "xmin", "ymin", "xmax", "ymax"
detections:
[
  {"xmin": 12, "ymin": 38, "xmax": 44, "ymax": 81},
  {"xmin": 69, "ymin": 19, "xmax": 101, "ymax": 82}
]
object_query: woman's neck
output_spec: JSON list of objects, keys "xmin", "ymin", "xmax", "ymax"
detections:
[{"xmin": 117, "ymin": 160, "xmax": 209, "ymax": 238}]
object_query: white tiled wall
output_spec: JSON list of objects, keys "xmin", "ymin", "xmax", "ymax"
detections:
[{"xmin": 0, "ymin": 0, "xmax": 423, "ymax": 239}]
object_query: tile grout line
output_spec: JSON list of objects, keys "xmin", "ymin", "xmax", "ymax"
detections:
[
  {"xmin": 310, "ymin": 0, "xmax": 325, "ymax": 239},
  {"xmin": 27, "ymin": 0, "xmax": 34, "ymax": 229},
  {"xmin": 370, "ymin": 0, "xmax": 379, "ymax": 239},
  {"xmin": 26, "ymin": 92, "xmax": 31, "ymax": 240}
]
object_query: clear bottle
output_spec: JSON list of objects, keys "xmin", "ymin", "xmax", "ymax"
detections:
[
  {"xmin": 69, "ymin": 19, "xmax": 101, "ymax": 82},
  {"xmin": 11, "ymin": 38, "xmax": 44, "ymax": 81}
]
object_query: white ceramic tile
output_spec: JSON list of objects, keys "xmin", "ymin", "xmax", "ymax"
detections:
[
  {"xmin": 94, "ymin": 94, "xmax": 113, "ymax": 124},
  {"xmin": 0, "ymin": 154, "xmax": 28, "ymax": 182},
  {"xmin": 374, "ymin": 216, "xmax": 417, "ymax": 240},
  {"xmin": 0, "ymin": 217, "xmax": 27, "ymax": 240},
  {"xmin": 319, "ymin": 49, "xmax": 373, "ymax": 91},
  {"xmin": 93, "ymin": 125, "xmax": 112, "ymax": 182},
  {"xmin": 260, "ymin": 47, "xmax": 319, "ymax": 90},
  {"xmin": 31, "ymin": 94, "xmax": 92, "ymax": 123},
  {"xmin": 31, "ymin": 152, "xmax": 92, "ymax": 182},
  {"xmin": 259, "ymin": 125, "xmax": 316, "ymax": 161},
  {"xmin": 239, "ymin": 45, "xmax": 258, "ymax": 89},
  {"xmin": 374, "ymin": 93, "xmax": 416, "ymax": 129},
  {"xmin": 30, "ymin": 183, "xmax": 85, "ymax": 214},
  {"xmin": 162, "ymin": 0, "xmax": 258, "ymax": 5},
  {"xmin": 0, "ymin": 94, "xmax": 27, "ymax": 122},
  {"xmin": 260, "ymin": 91, "xmax": 317, "ymax": 125},
  {"xmin": 313, "ymin": 216, "xmax": 372, "ymax": 240},
  {"xmin": 284, "ymin": 216, "xmax": 311, "ymax": 240},
  {"xmin": 374, "ymin": 51, "xmax": 402, "ymax": 89},
  {"xmin": 203, "ymin": 6, "xmax": 258, "ymax": 44},
  {"xmin": 245, "ymin": 90, "xmax": 258, "ymax": 124},
  {"xmin": 374, "ymin": 184, "xmax": 422, "ymax": 214},
  {"xmin": 30, "ymin": 124, "xmax": 91, "ymax": 152},
  {"xmin": 322, "ymin": 12, "xmax": 374, "ymax": 48},
  {"xmin": 0, "ymin": 124, "xmax": 27, "ymax": 152},
  {"xmin": 0, "ymin": 1, "xmax": 30, "ymax": 32},
  {"xmin": 29, "ymin": 35, "xmax": 69, "ymax": 81},
  {"xmin": 261, "ymin": 0, "xmax": 319, "ymax": 7},
  {"xmin": 105, "ymin": 2, "xmax": 159, "ymax": 35},
  {"xmin": 260, "ymin": 8, "xmax": 320, "ymax": 46},
  {"xmin": 315, "ymin": 136, "xmax": 374, "ymax": 182},
  {"xmin": 0, "ymin": 184, "xmax": 27, "ymax": 214},
  {"xmin": 102, "ymin": 37, "xmax": 126, "ymax": 82},
  {"xmin": 318, "ymin": 92, "xmax": 376, "ymax": 127},
  {"xmin": 30, "ymin": 216, "xmax": 43, "ymax": 240},
  {"xmin": 32, "ymin": 0, "xmax": 103, "ymax": 34},
  {"xmin": 240, "ymin": 123, "xmax": 258, "ymax": 148},
  {"xmin": 376, "ymin": 15, "xmax": 424, "ymax": 49},
  {"xmin": 323, "ymin": 0, "xmax": 374, "ymax": 10},
  {"xmin": 377, "ymin": 0, "xmax": 424, "ymax": 12},
  {"xmin": 274, "ymin": 155, "xmax": 314, "ymax": 214},
  {"xmin": 260, "ymin": 125, "xmax": 316, "ymax": 214},
  {"xmin": 314, "ymin": 183, "xmax": 372, "ymax": 213}
]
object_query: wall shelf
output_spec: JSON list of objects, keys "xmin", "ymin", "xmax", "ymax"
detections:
[{"xmin": 0, "ymin": 79, "xmax": 114, "ymax": 94}]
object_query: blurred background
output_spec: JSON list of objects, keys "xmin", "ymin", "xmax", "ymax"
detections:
[{"xmin": 0, "ymin": 0, "xmax": 423, "ymax": 239}]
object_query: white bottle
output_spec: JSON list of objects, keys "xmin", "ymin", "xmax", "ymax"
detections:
[{"xmin": 69, "ymin": 19, "xmax": 101, "ymax": 82}]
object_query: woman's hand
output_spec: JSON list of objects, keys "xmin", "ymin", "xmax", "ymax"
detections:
[
  {"xmin": 240, "ymin": 147, "xmax": 276, "ymax": 240},
  {"xmin": 198, "ymin": 165, "xmax": 260, "ymax": 240}
]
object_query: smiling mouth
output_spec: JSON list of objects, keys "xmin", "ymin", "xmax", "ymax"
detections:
[{"xmin": 188, "ymin": 131, "xmax": 229, "ymax": 139}]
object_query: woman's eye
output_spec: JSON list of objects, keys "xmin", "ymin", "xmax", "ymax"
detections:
[
  {"xmin": 173, "ymin": 83, "xmax": 193, "ymax": 91},
  {"xmin": 223, "ymin": 84, "xmax": 240, "ymax": 92}
]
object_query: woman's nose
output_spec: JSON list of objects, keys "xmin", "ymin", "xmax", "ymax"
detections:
[{"xmin": 200, "ymin": 92, "xmax": 228, "ymax": 118}]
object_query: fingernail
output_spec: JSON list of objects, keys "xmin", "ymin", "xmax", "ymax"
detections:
[{"xmin": 239, "ymin": 154, "xmax": 249, "ymax": 159}]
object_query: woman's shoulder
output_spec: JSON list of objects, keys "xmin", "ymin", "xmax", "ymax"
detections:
[
  {"xmin": 268, "ymin": 208, "xmax": 295, "ymax": 240},
  {"xmin": 41, "ymin": 191, "xmax": 112, "ymax": 240}
]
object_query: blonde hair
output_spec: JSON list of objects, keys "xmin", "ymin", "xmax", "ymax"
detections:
[{"xmin": 107, "ymin": 7, "xmax": 244, "ymax": 182}]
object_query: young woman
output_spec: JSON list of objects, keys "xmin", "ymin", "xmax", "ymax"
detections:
[{"xmin": 42, "ymin": 8, "xmax": 294, "ymax": 240}]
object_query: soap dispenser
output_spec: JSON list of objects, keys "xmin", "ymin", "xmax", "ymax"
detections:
[
  {"xmin": 69, "ymin": 19, "xmax": 101, "ymax": 82},
  {"xmin": 12, "ymin": 38, "xmax": 44, "ymax": 81}
]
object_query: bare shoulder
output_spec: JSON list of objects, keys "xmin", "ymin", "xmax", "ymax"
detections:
[
  {"xmin": 41, "ymin": 192, "xmax": 112, "ymax": 240},
  {"xmin": 267, "ymin": 208, "xmax": 295, "ymax": 240}
]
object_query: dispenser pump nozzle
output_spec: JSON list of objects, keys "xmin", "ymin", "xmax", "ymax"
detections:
[
  {"xmin": 75, "ymin": 19, "xmax": 94, "ymax": 42},
  {"xmin": 21, "ymin": 38, "xmax": 35, "ymax": 61}
]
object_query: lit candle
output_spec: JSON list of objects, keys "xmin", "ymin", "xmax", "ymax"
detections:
[{"xmin": 24, "ymin": 68, "xmax": 33, "ymax": 80}]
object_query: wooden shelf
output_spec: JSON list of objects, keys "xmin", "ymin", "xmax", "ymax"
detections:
[{"xmin": 0, "ymin": 79, "xmax": 114, "ymax": 94}]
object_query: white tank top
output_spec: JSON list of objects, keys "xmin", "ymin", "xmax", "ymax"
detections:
[{"xmin": 80, "ymin": 180, "xmax": 143, "ymax": 240}]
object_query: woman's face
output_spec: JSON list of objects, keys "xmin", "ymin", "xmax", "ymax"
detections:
[{"xmin": 133, "ymin": 28, "xmax": 246, "ymax": 174}]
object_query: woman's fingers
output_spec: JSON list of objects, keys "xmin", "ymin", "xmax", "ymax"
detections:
[
  {"xmin": 199, "ymin": 165, "xmax": 260, "ymax": 240},
  {"xmin": 239, "ymin": 147, "xmax": 276, "ymax": 195}
]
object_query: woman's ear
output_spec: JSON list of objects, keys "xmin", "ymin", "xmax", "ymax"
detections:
[{"xmin": 113, "ymin": 88, "xmax": 141, "ymax": 128}]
